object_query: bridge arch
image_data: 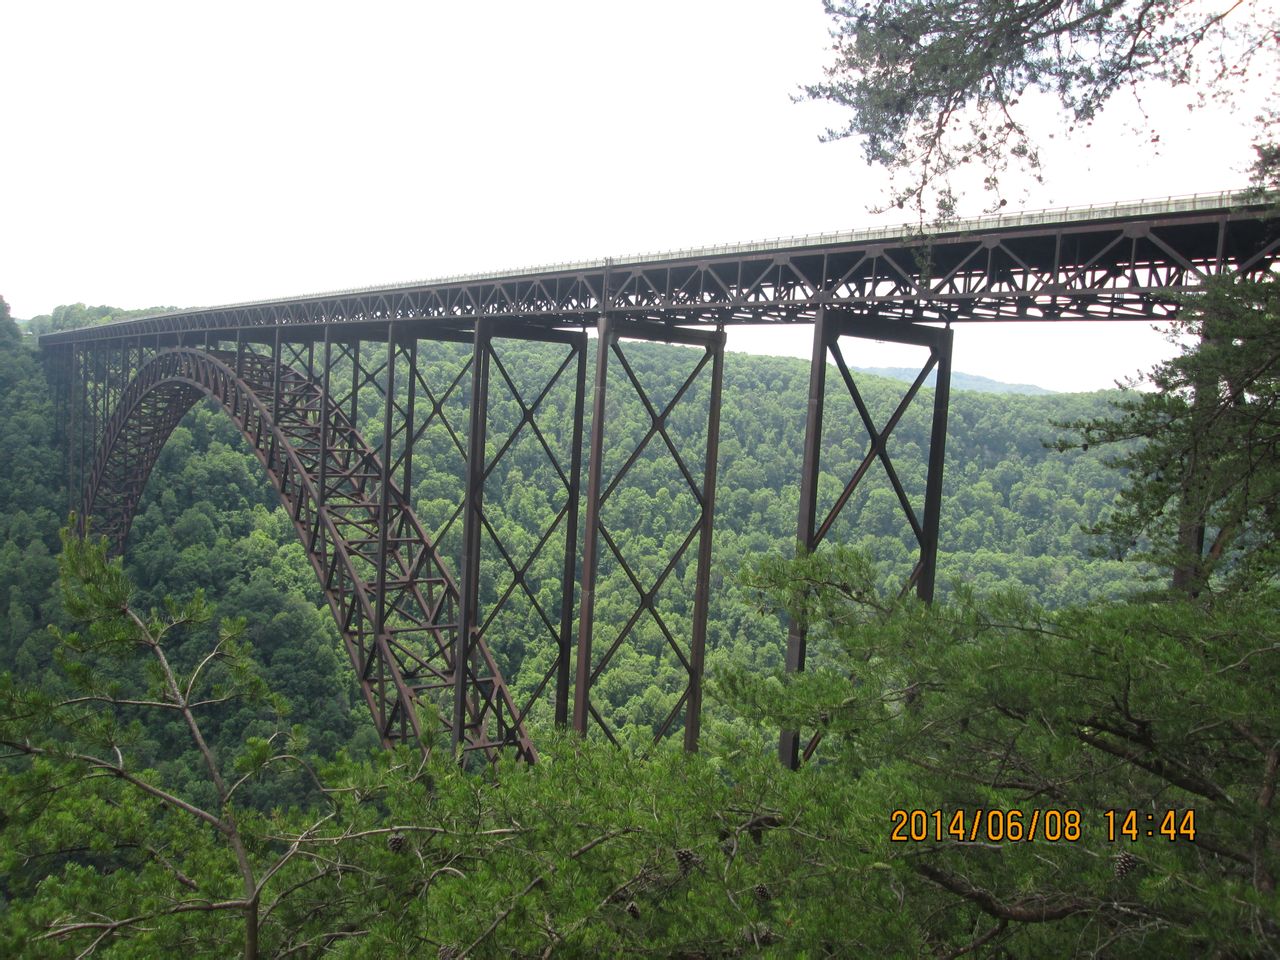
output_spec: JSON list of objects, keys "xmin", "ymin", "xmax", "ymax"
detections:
[{"xmin": 83, "ymin": 346, "xmax": 532, "ymax": 759}]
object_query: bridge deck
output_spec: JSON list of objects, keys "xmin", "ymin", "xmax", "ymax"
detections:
[{"xmin": 39, "ymin": 190, "xmax": 1279, "ymax": 347}]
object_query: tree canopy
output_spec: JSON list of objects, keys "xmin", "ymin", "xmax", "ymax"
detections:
[
  {"xmin": 806, "ymin": 0, "xmax": 1279, "ymax": 213},
  {"xmin": 1058, "ymin": 276, "xmax": 1280, "ymax": 595}
]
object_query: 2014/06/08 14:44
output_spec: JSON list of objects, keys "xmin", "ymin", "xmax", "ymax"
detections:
[{"xmin": 1105, "ymin": 809, "xmax": 1196, "ymax": 842}]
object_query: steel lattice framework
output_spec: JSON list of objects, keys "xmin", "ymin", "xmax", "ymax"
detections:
[
  {"xmin": 83, "ymin": 345, "xmax": 531, "ymax": 757},
  {"xmin": 39, "ymin": 191, "xmax": 1280, "ymax": 765}
]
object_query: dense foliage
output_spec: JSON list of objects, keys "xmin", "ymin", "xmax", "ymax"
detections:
[
  {"xmin": 806, "ymin": 0, "xmax": 1278, "ymax": 212},
  {"xmin": 2, "ymin": 310, "xmax": 1144, "ymax": 746},
  {"xmin": 1, "ymin": 289, "xmax": 1276, "ymax": 956},
  {"xmin": 720, "ymin": 549, "xmax": 1279, "ymax": 956},
  {"xmin": 1060, "ymin": 277, "xmax": 1280, "ymax": 595}
]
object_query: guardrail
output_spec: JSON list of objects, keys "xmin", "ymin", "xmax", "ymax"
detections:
[
  {"xmin": 215, "ymin": 189, "xmax": 1267, "ymax": 306},
  {"xmin": 43, "ymin": 188, "xmax": 1274, "ymax": 332}
]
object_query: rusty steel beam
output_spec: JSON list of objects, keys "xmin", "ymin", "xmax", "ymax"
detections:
[
  {"xmin": 38, "ymin": 195, "xmax": 1280, "ymax": 352},
  {"xmin": 917, "ymin": 329, "xmax": 953, "ymax": 602},
  {"xmin": 574, "ymin": 314, "xmax": 612, "ymax": 739},
  {"xmin": 778, "ymin": 305, "xmax": 830, "ymax": 770},
  {"xmin": 82, "ymin": 346, "xmax": 532, "ymax": 760},
  {"xmin": 456, "ymin": 320, "xmax": 491, "ymax": 754}
]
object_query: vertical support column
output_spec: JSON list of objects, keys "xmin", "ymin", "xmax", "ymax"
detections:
[
  {"xmin": 316, "ymin": 325, "xmax": 332, "ymax": 538},
  {"xmin": 454, "ymin": 319, "xmax": 491, "ymax": 754},
  {"xmin": 72, "ymin": 345, "xmax": 85, "ymax": 524},
  {"xmin": 100, "ymin": 342, "xmax": 111, "ymax": 437},
  {"xmin": 780, "ymin": 305, "xmax": 829, "ymax": 769},
  {"xmin": 555, "ymin": 341, "xmax": 588, "ymax": 728},
  {"xmin": 59, "ymin": 346, "xmax": 70, "ymax": 517},
  {"xmin": 81, "ymin": 344, "xmax": 91, "ymax": 526},
  {"xmin": 89, "ymin": 342, "xmax": 100, "ymax": 456},
  {"xmin": 69, "ymin": 346, "xmax": 79, "ymax": 516},
  {"xmin": 81, "ymin": 342, "xmax": 96, "ymax": 532},
  {"xmin": 915, "ymin": 327, "xmax": 952, "ymax": 602},
  {"xmin": 573, "ymin": 314, "xmax": 612, "ymax": 736},
  {"xmin": 348, "ymin": 340, "xmax": 361, "ymax": 427},
  {"xmin": 110, "ymin": 341, "xmax": 120, "ymax": 420},
  {"xmin": 88, "ymin": 339, "xmax": 104, "ymax": 530},
  {"xmin": 683, "ymin": 329, "xmax": 725, "ymax": 752},
  {"xmin": 401, "ymin": 338, "xmax": 418, "ymax": 499},
  {"xmin": 375, "ymin": 327, "xmax": 398, "ymax": 739},
  {"xmin": 111, "ymin": 340, "xmax": 122, "ymax": 418},
  {"xmin": 126, "ymin": 338, "xmax": 137, "ymax": 402},
  {"xmin": 270, "ymin": 326, "xmax": 282, "ymax": 462},
  {"xmin": 47, "ymin": 345, "xmax": 70, "ymax": 518},
  {"xmin": 101, "ymin": 342, "xmax": 113, "ymax": 433}
]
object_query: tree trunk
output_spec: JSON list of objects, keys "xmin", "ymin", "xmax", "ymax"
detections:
[
  {"xmin": 244, "ymin": 898, "xmax": 258, "ymax": 960},
  {"xmin": 1171, "ymin": 323, "xmax": 1221, "ymax": 597}
]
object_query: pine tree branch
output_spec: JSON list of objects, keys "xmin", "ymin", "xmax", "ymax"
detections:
[
  {"xmin": 1075, "ymin": 727, "xmax": 1231, "ymax": 802},
  {"xmin": 912, "ymin": 862, "xmax": 1091, "ymax": 923},
  {"xmin": 0, "ymin": 737, "xmax": 228, "ymax": 833},
  {"xmin": 459, "ymin": 828, "xmax": 639, "ymax": 958},
  {"xmin": 940, "ymin": 918, "xmax": 1008, "ymax": 959}
]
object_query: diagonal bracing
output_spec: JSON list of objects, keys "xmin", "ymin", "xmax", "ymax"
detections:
[{"xmin": 81, "ymin": 346, "xmax": 531, "ymax": 760}]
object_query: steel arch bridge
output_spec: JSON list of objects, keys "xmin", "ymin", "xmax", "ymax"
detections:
[{"xmin": 39, "ymin": 191, "xmax": 1280, "ymax": 766}]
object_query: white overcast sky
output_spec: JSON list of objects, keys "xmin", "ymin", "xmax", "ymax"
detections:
[{"xmin": 0, "ymin": 1, "xmax": 1268, "ymax": 390}]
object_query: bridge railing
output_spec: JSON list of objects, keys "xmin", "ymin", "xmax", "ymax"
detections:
[{"xmin": 61, "ymin": 189, "xmax": 1263, "ymax": 328}]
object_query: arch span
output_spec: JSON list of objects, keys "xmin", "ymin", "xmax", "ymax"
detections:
[{"xmin": 83, "ymin": 346, "xmax": 532, "ymax": 760}]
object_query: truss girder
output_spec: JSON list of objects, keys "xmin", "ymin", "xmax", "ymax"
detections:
[
  {"xmin": 82, "ymin": 347, "xmax": 532, "ymax": 760},
  {"xmin": 39, "ymin": 203, "xmax": 1280, "ymax": 352}
]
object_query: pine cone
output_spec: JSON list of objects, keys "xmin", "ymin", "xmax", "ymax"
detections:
[
  {"xmin": 437, "ymin": 947, "xmax": 458, "ymax": 960},
  {"xmin": 753, "ymin": 882, "xmax": 771, "ymax": 904},
  {"xmin": 675, "ymin": 848, "xmax": 700, "ymax": 876},
  {"xmin": 387, "ymin": 831, "xmax": 407, "ymax": 854},
  {"xmin": 1113, "ymin": 851, "xmax": 1139, "ymax": 878},
  {"xmin": 626, "ymin": 900, "xmax": 641, "ymax": 920}
]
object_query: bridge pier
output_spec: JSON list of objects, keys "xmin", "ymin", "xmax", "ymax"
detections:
[
  {"xmin": 780, "ymin": 307, "xmax": 954, "ymax": 768},
  {"xmin": 574, "ymin": 316, "xmax": 725, "ymax": 751},
  {"xmin": 455, "ymin": 320, "xmax": 589, "ymax": 754}
]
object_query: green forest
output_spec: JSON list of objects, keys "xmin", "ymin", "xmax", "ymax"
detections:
[{"xmin": 1, "ymin": 280, "xmax": 1277, "ymax": 957}]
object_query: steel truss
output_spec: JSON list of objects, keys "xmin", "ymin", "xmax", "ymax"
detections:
[
  {"xmin": 574, "ymin": 317, "xmax": 725, "ymax": 750},
  {"xmin": 41, "ymin": 194, "xmax": 1280, "ymax": 766},
  {"xmin": 37, "ymin": 197, "xmax": 1279, "ymax": 352},
  {"xmin": 82, "ymin": 345, "xmax": 531, "ymax": 758},
  {"xmin": 779, "ymin": 308, "xmax": 953, "ymax": 768},
  {"xmin": 64, "ymin": 337, "xmax": 152, "ymax": 521},
  {"xmin": 455, "ymin": 320, "xmax": 588, "ymax": 750}
]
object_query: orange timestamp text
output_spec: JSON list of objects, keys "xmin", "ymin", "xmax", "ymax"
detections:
[
  {"xmin": 890, "ymin": 808, "xmax": 1196, "ymax": 843},
  {"xmin": 891, "ymin": 808, "xmax": 1082, "ymax": 842}
]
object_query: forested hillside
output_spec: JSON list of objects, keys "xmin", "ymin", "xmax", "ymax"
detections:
[
  {"xmin": 3, "ymin": 295, "xmax": 1274, "ymax": 958},
  {"xmin": 3, "ymin": 307, "xmax": 1141, "ymax": 751}
]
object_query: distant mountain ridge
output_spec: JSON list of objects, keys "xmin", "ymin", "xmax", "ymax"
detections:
[{"xmin": 854, "ymin": 366, "xmax": 1054, "ymax": 395}]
